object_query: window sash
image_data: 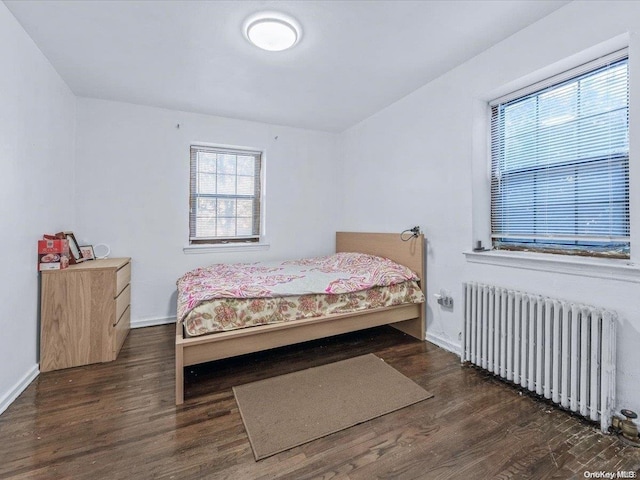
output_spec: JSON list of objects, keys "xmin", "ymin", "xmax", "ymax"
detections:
[
  {"xmin": 189, "ymin": 145, "xmax": 262, "ymax": 244},
  {"xmin": 490, "ymin": 53, "xmax": 629, "ymax": 258}
]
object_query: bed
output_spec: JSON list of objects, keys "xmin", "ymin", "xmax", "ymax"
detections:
[{"xmin": 175, "ymin": 231, "xmax": 426, "ymax": 404}]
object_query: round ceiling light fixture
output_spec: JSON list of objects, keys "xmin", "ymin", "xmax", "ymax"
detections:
[{"xmin": 243, "ymin": 12, "xmax": 301, "ymax": 52}]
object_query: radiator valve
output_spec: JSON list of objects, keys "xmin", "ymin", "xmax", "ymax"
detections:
[{"xmin": 611, "ymin": 409, "xmax": 640, "ymax": 447}]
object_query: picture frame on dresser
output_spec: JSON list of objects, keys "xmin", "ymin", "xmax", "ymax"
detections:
[
  {"xmin": 80, "ymin": 245, "xmax": 95, "ymax": 261},
  {"xmin": 56, "ymin": 231, "xmax": 84, "ymax": 264},
  {"xmin": 65, "ymin": 232, "xmax": 83, "ymax": 264}
]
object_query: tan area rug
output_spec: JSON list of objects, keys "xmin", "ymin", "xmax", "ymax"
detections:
[{"xmin": 233, "ymin": 353, "xmax": 434, "ymax": 460}]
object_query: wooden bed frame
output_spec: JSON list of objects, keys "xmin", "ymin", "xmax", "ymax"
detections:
[{"xmin": 175, "ymin": 231, "xmax": 426, "ymax": 404}]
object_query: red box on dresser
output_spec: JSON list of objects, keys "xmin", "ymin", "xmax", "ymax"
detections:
[{"xmin": 38, "ymin": 239, "xmax": 70, "ymax": 271}]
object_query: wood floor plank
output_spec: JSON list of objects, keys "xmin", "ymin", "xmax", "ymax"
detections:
[{"xmin": 1, "ymin": 324, "xmax": 639, "ymax": 479}]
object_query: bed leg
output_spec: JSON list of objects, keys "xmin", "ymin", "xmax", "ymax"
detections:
[
  {"xmin": 176, "ymin": 344, "xmax": 184, "ymax": 405},
  {"xmin": 391, "ymin": 312, "xmax": 425, "ymax": 341}
]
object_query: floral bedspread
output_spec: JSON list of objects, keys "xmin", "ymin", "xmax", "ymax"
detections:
[
  {"xmin": 182, "ymin": 281, "xmax": 424, "ymax": 337},
  {"xmin": 176, "ymin": 252, "xmax": 420, "ymax": 322}
]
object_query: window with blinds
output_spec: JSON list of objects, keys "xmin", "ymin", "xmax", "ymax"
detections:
[
  {"xmin": 490, "ymin": 51, "xmax": 629, "ymax": 258},
  {"xmin": 189, "ymin": 145, "xmax": 262, "ymax": 244}
]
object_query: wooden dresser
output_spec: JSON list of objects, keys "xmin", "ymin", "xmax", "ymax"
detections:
[{"xmin": 40, "ymin": 257, "xmax": 131, "ymax": 372}]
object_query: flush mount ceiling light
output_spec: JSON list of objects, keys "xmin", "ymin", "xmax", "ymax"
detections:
[{"xmin": 243, "ymin": 12, "xmax": 301, "ymax": 52}]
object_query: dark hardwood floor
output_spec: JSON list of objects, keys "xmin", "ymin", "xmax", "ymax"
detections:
[{"xmin": 1, "ymin": 325, "xmax": 639, "ymax": 479}]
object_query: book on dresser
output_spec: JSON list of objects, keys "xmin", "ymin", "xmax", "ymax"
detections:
[{"xmin": 39, "ymin": 257, "xmax": 131, "ymax": 372}]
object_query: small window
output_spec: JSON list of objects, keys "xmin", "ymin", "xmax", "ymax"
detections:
[
  {"xmin": 189, "ymin": 145, "xmax": 262, "ymax": 244},
  {"xmin": 490, "ymin": 51, "xmax": 629, "ymax": 258}
]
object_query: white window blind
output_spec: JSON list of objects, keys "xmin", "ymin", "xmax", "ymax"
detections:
[
  {"xmin": 189, "ymin": 145, "xmax": 262, "ymax": 244},
  {"xmin": 490, "ymin": 50, "xmax": 629, "ymax": 258}
]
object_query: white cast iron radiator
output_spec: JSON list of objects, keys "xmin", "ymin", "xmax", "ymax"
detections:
[{"xmin": 462, "ymin": 282, "xmax": 617, "ymax": 432}]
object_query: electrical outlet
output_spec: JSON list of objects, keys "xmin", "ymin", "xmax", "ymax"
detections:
[
  {"xmin": 434, "ymin": 289, "xmax": 453, "ymax": 309},
  {"xmin": 436, "ymin": 292, "xmax": 454, "ymax": 308}
]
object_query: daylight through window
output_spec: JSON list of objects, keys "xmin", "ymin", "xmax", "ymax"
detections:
[
  {"xmin": 490, "ymin": 51, "xmax": 629, "ymax": 258},
  {"xmin": 189, "ymin": 145, "xmax": 262, "ymax": 244}
]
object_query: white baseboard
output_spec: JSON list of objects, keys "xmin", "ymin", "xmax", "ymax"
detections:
[
  {"xmin": 426, "ymin": 332, "xmax": 462, "ymax": 356},
  {"xmin": 0, "ymin": 364, "xmax": 39, "ymax": 416},
  {"xmin": 131, "ymin": 316, "xmax": 175, "ymax": 329}
]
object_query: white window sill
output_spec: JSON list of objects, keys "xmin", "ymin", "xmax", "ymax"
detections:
[
  {"xmin": 183, "ymin": 242, "xmax": 271, "ymax": 254},
  {"xmin": 463, "ymin": 249, "xmax": 640, "ymax": 283}
]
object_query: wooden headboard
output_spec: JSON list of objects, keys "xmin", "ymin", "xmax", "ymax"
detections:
[{"xmin": 335, "ymin": 232, "xmax": 425, "ymax": 290}]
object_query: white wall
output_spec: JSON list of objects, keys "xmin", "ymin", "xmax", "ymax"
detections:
[
  {"xmin": 74, "ymin": 98, "xmax": 341, "ymax": 325},
  {"xmin": 340, "ymin": 0, "xmax": 640, "ymax": 413},
  {"xmin": 0, "ymin": 2, "xmax": 76, "ymax": 413}
]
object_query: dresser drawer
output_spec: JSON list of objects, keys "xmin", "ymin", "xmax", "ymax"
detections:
[
  {"xmin": 114, "ymin": 305, "xmax": 130, "ymax": 356},
  {"xmin": 116, "ymin": 261, "xmax": 131, "ymax": 296},
  {"xmin": 115, "ymin": 284, "xmax": 131, "ymax": 325}
]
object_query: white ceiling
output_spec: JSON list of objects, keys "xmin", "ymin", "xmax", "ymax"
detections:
[{"xmin": 5, "ymin": 0, "xmax": 570, "ymax": 132}]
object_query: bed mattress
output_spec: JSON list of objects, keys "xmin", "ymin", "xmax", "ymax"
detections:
[{"xmin": 182, "ymin": 280, "xmax": 423, "ymax": 337}]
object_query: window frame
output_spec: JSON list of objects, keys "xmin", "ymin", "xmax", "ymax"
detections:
[
  {"xmin": 188, "ymin": 144, "xmax": 264, "ymax": 246},
  {"xmin": 488, "ymin": 49, "xmax": 630, "ymax": 259}
]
